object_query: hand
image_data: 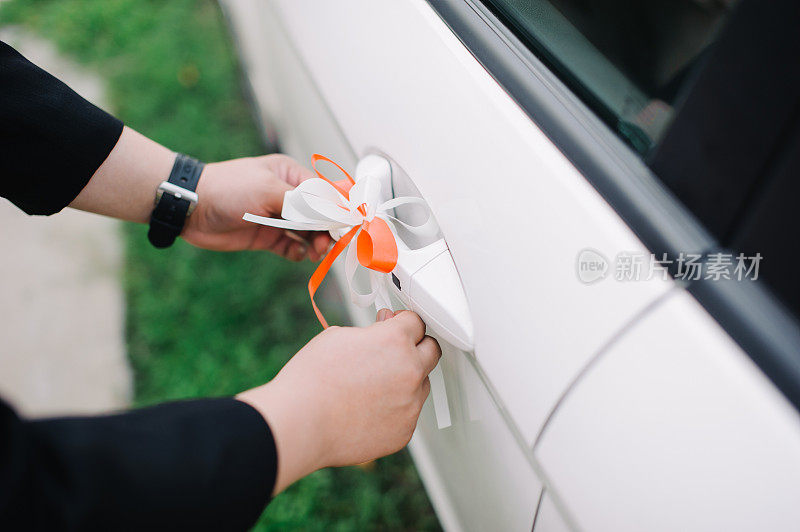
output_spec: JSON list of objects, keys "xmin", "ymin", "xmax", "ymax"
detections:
[
  {"xmin": 237, "ymin": 310, "xmax": 441, "ymax": 495},
  {"xmin": 183, "ymin": 154, "xmax": 331, "ymax": 260},
  {"xmin": 71, "ymin": 127, "xmax": 330, "ymax": 259}
]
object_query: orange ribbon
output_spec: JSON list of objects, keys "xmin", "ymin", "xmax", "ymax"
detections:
[{"xmin": 307, "ymin": 154, "xmax": 399, "ymax": 328}]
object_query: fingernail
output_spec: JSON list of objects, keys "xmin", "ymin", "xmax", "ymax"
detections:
[
  {"xmin": 293, "ymin": 244, "xmax": 307, "ymax": 260},
  {"xmin": 284, "ymin": 230, "xmax": 306, "ymax": 245},
  {"xmin": 377, "ymin": 309, "xmax": 390, "ymax": 321}
]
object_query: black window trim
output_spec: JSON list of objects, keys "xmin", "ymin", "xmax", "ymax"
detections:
[{"xmin": 427, "ymin": 0, "xmax": 800, "ymax": 414}]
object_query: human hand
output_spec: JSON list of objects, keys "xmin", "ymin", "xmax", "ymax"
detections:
[
  {"xmin": 70, "ymin": 128, "xmax": 330, "ymax": 259},
  {"xmin": 182, "ymin": 154, "xmax": 331, "ymax": 260},
  {"xmin": 237, "ymin": 310, "xmax": 441, "ymax": 495}
]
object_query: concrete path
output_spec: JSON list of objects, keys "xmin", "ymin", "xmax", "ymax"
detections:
[{"xmin": 0, "ymin": 27, "xmax": 132, "ymax": 417}]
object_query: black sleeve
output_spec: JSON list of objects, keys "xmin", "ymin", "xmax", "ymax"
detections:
[
  {"xmin": 0, "ymin": 397, "xmax": 277, "ymax": 531},
  {"xmin": 0, "ymin": 40, "xmax": 124, "ymax": 215}
]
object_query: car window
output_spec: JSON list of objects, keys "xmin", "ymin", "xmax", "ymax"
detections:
[{"xmin": 480, "ymin": 0, "xmax": 736, "ymax": 155}]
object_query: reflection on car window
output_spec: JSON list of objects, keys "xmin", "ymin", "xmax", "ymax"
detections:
[{"xmin": 481, "ymin": 0, "xmax": 736, "ymax": 154}]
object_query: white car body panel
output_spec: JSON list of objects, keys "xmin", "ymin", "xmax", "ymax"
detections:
[
  {"xmin": 535, "ymin": 289, "xmax": 800, "ymax": 531},
  {"xmin": 265, "ymin": 0, "xmax": 670, "ymax": 446},
  {"xmin": 221, "ymin": 1, "xmax": 800, "ymax": 530},
  {"xmin": 534, "ymin": 493, "xmax": 572, "ymax": 532}
]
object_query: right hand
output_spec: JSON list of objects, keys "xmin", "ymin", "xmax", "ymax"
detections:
[{"xmin": 237, "ymin": 310, "xmax": 441, "ymax": 494}]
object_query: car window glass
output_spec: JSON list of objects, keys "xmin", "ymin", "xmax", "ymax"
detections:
[{"xmin": 481, "ymin": 0, "xmax": 736, "ymax": 155}]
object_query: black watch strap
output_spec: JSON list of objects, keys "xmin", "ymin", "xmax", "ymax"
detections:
[{"xmin": 147, "ymin": 154, "xmax": 205, "ymax": 248}]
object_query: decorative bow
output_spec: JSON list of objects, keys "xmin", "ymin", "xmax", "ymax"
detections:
[
  {"xmin": 244, "ymin": 154, "xmax": 453, "ymax": 430},
  {"xmin": 243, "ymin": 154, "xmax": 436, "ymax": 328}
]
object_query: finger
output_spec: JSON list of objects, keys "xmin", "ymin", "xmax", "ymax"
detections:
[
  {"xmin": 269, "ymin": 234, "xmax": 293, "ymax": 258},
  {"xmin": 386, "ymin": 310, "xmax": 426, "ymax": 344},
  {"xmin": 291, "ymin": 230, "xmax": 330, "ymax": 262},
  {"xmin": 416, "ymin": 336, "xmax": 442, "ymax": 375},
  {"xmin": 294, "ymin": 232, "xmax": 320, "ymax": 261},
  {"xmin": 287, "ymin": 241, "xmax": 307, "ymax": 262},
  {"xmin": 268, "ymin": 154, "xmax": 317, "ymax": 185},
  {"xmin": 247, "ymin": 227, "xmax": 307, "ymax": 259},
  {"xmin": 284, "ymin": 230, "xmax": 313, "ymax": 259},
  {"xmin": 248, "ymin": 226, "xmax": 282, "ymax": 251},
  {"xmin": 284, "ymin": 230, "xmax": 308, "ymax": 246},
  {"xmin": 376, "ymin": 308, "xmax": 391, "ymax": 322},
  {"xmin": 419, "ymin": 376, "xmax": 431, "ymax": 399},
  {"xmin": 313, "ymin": 232, "xmax": 332, "ymax": 257}
]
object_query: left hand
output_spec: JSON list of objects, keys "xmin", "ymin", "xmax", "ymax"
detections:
[
  {"xmin": 237, "ymin": 309, "xmax": 440, "ymax": 494},
  {"xmin": 183, "ymin": 154, "xmax": 332, "ymax": 260}
]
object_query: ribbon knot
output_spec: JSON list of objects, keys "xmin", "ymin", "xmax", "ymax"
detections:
[{"xmin": 243, "ymin": 154, "xmax": 436, "ymax": 328}]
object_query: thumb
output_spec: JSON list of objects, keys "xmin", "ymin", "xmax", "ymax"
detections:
[{"xmin": 265, "ymin": 177, "xmax": 294, "ymax": 215}]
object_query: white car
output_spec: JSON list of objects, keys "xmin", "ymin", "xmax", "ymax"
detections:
[{"xmin": 222, "ymin": 1, "xmax": 800, "ymax": 530}]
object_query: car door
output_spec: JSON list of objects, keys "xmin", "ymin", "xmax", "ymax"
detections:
[
  {"xmin": 223, "ymin": 0, "xmax": 672, "ymax": 421},
  {"xmin": 223, "ymin": 1, "xmax": 672, "ymax": 528},
  {"xmin": 221, "ymin": 0, "xmax": 800, "ymax": 530}
]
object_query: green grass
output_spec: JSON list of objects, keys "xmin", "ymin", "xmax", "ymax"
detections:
[{"xmin": 0, "ymin": 1, "xmax": 440, "ymax": 529}]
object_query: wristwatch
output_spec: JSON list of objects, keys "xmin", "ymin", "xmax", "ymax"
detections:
[{"xmin": 147, "ymin": 153, "xmax": 204, "ymax": 248}]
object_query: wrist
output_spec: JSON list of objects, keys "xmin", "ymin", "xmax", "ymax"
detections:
[
  {"xmin": 147, "ymin": 153, "xmax": 205, "ymax": 248},
  {"xmin": 181, "ymin": 161, "xmax": 218, "ymax": 235},
  {"xmin": 70, "ymin": 126, "xmax": 174, "ymax": 223},
  {"xmin": 236, "ymin": 379, "xmax": 328, "ymax": 495}
]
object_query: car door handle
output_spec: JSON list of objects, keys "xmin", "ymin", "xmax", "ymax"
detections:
[
  {"xmin": 357, "ymin": 155, "xmax": 474, "ymax": 352},
  {"xmin": 390, "ymin": 238, "xmax": 474, "ymax": 352}
]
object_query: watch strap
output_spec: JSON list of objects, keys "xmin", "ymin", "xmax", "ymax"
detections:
[{"xmin": 147, "ymin": 154, "xmax": 204, "ymax": 248}]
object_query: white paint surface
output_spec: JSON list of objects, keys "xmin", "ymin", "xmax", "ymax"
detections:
[
  {"xmin": 222, "ymin": 0, "xmax": 672, "ymax": 528},
  {"xmin": 533, "ymin": 493, "xmax": 574, "ymax": 532},
  {"xmin": 535, "ymin": 290, "xmax": 800, "ymax": 531},
  {"xmin": 222, "ymin": 3, "xmax": 800, "ymax": 532},
  {"xmin": 268, "ymin": 0, "xmax": 670, "ymax": 447}
]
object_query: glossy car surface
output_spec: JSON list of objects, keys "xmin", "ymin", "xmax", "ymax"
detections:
[{"xmin": 222, "ymin": 1, "xmax": 800, "ymax": 530}]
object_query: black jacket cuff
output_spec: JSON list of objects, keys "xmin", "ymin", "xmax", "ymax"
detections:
[{"xmin": 0, "ymin": 41, "xmax": 124, "ymax": 215}]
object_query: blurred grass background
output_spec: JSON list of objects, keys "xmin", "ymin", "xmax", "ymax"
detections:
[{"xmin": 0, "ymin": 0, "xmax": 439, "ymax": 529}]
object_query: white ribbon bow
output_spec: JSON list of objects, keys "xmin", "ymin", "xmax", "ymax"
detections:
[{"xmin": 243, "ymin": 165, "xmax": 438, "ymax": 311}]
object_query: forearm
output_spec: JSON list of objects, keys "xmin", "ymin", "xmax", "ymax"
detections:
[
  {"xmin": 237, "ymin": 381, "xmax": 326, "ymax": 497},
  {"xmin": 1, "ymin": 397, "xmax": 275, "ymax": 530},
  {"xmin": 69, "ymin": 126, "xmax": 175, "ymax": 223}
]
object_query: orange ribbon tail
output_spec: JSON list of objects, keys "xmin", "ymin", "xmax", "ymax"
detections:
[{"xmin": 308, "ymin": 225, "xmax": 359, "ymax": 329}]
